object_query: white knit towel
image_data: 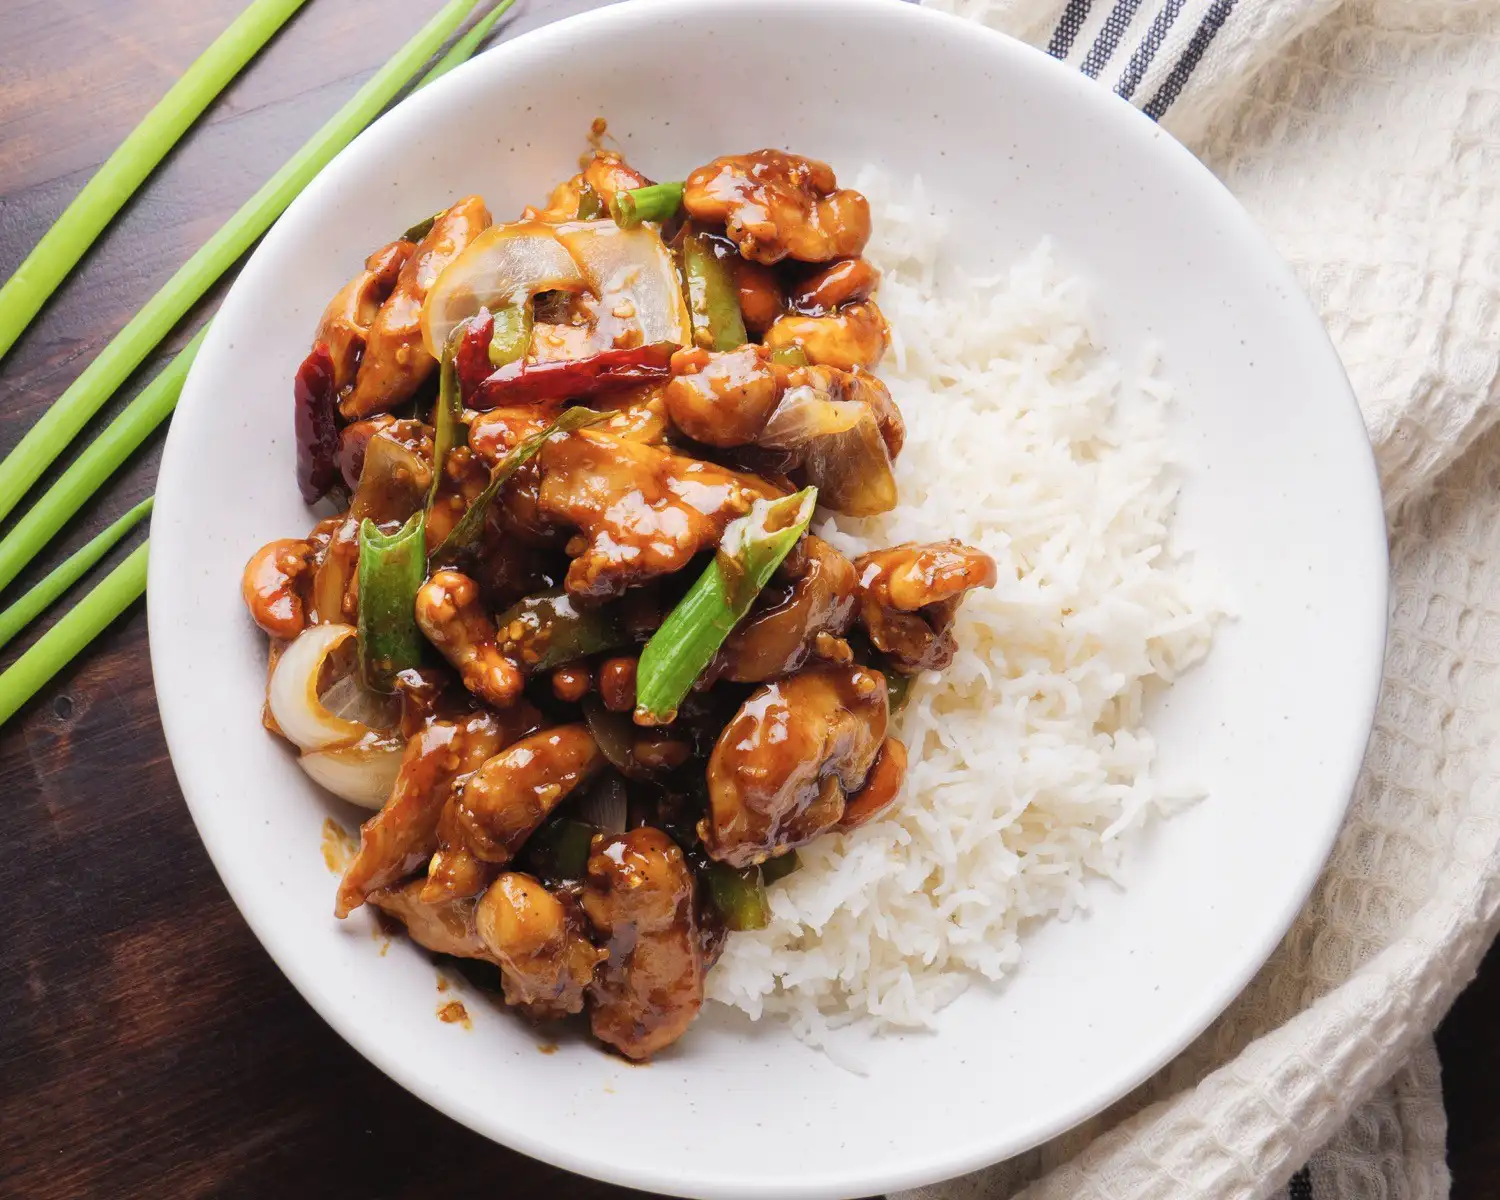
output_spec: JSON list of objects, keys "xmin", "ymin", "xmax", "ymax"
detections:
[{"xmin": 894, "ymin": 1, "xmax": 1500, "ymax": 1197}]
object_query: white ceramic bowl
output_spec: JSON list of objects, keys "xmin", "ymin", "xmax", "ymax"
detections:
[{"xmin": 150, "ymin": 1, "xmax": 1388, "ymax": 1196}]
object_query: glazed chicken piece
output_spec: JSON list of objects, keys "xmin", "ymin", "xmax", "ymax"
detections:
[
  {"xmin": 731, "ymin": 258, "xmax": 783, "ymax": 335},
  {"xmin": 468, "ymin": 406, "xmax": 554, "ymax": 464},
  {"xmin": 476, "ymin": 873, "xmax": 604, "ymax": 1019},
  {"xmin": 582, "ymin": 828, "xmax": 704, "ymax": 1060},
  {"xmin": 452, "ymin": 725, "xmax": 603, "ymax": 861},
  {"xmin": 415, "ymin": 571, "xmax": 524, "ymax": 709},
  {"xmin": 838, "ymin": 736, "xmax": 909, "ymax": 829},
  {"xmin": 343, "ymin": 196, "xmax": 492, "ymax": 417},
  {"xmin": 316, "ymin": 239, "xmax": 412, "ymax": 397},
  {"xmin": 763, "ymin": 300, "xmax": 890, "ymax": 372},
  {"xmin": 583, "ymin": 150, "xmax": 652, "ymax": 208},
  {"xmin": 528, "ymin": 150, "xmax": 652, "ymax": 221},
  {"xmin": 788, "ymin": 257, "xmax": 881, "ymax": 315},
  {"xmin": 468, "ymin": 409, "xmax": 569, "ymax": 548},
  {"xmin": 335, "ymin": 709, "xmax": 536, "ymax": 918},
  {"xmin": 367, "ymin": 878, "xmax": 496, "ymax": 963},
  {"xmin": 423, "ymin": 725, "xmax": 604, "ymax": 903},
  {"xmin": 242, "ymin": 538, "xmax": 314, "ymax": 639},
  {"xmin": 683, "ymin": 150, "xmax": 870, "ymax": 264},
  {"xmin": 663, "ymin": 344, "xmax": 789, "ymax": 447},
  {"xmin": 665, "ymin": 350, "xmax": 902, "ymax": 457},
  {"xmin": 537, "ymin": 428, "xmax": 778, "ymax": 600},
  {"xmin": 703, "ymin": 663, "xmax": 891, "ymax": 867},
  {"xmin": 595, "ymin": 385, "xmax": 672, "ymax": 445},
  {"xmin": 309, "ymin": 515, "xmax": 361, "ymax": 625},
  {"xmin": 424, "ymin": 445, "xmax": 494, "ymax": 549},
  {"xmin": 711, "ymin": 536, "xmax": 858, "ymax": 682},
  {"xmin": 853, "ymin": 541, "xmax": 1000, "ymax": 673}
]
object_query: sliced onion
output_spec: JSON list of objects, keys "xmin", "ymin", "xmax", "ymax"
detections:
[
  {"xmin": 268, "ymin": 623, "xmax": 398, "ymax": 752},
  {"xmin": 758, "ymin": 386, "xmax": 866, "ymax": 450},
  {"xmin": 555, "ymin": 219, "xmax": 691, "ymax": 348},
  {"xmin": 582, "ymin": 697, "xmax": 650, "ymax": 781},
  {"xmin": 575, "ymin": 771, "xmax": 629, "ymax": 834},
  {"xmin": 299, "ymin": 734, "xmax": 405, "ymax": 809},
  {"xmin": 420, "ymin": 221, "xmax": 587, "ymax": 357},
  {"xmin": 800, "ymin": 405, "xmax": 898, "ymax": 516}
]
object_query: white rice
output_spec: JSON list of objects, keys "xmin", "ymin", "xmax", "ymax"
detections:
[{"xmin": 705, "ymin": 172, "xmax": 1224, "ymax": 1039}]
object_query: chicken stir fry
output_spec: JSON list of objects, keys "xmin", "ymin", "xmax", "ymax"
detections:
[{"xmin": 245, "ymin": 145, "xmax": 997, "ymax": 1060}]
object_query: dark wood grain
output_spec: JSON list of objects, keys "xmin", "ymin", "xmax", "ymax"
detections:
[{"xmin": 0, "ymin": 3, "xmax": 1494, "ymax": 1198}]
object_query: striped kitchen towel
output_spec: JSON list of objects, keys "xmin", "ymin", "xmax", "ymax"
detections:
[{"xmin": 898, "ymin": 0, "xmax": 1500, "ymax": 1198}]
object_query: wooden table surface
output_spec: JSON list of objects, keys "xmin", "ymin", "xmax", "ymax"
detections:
[{"xmin": 1, "ymin": 3, "xmax": 1495, "ymax": 1196}]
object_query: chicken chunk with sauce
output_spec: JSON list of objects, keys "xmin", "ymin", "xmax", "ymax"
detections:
[
  {"xmin": 582, "ymin": 828, "xmax": 704, "ymax": 1060},
  {"xmin": 423, "ymin": 724, "xmax": 604, "ymax": 904},
  {"xmin": 854, "ymin": 541, "xmax": 999, "ymax": 673},
  {"xmin": 711, "ymin": 536, "xmax": 858, "ymax": 682},
  {"xmin": 476, "ymin": 873, "xmax": 604, "ymax": 1019},
  {"xmin": 415, "ymin": 570, "xmax": 525, "ymax": 709},
  {"xmin": 316, "ymin": 239, "xmax": 412, "ymax": 398},
  {"xmin": 704, "ymin": 664, "xmax": 891, "ymax": 867},
  {"xmin": 538, "ymin": 428, "xmax": 778, "ymax": 599},
  {"xmin": 335, "ymin": 709, "xmax": 535, "ymax": 918},
  {"xmin": 683, "ymin": 150, "xmax": 871, "ymax": 265},
  {"xmin": 343, "ymin": 196, "xmax": 492, "ymax": 417}
]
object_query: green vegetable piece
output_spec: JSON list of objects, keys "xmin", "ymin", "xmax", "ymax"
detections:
[
  {"xmin": 0, "ymin": 496, "xmax": 152, "ymax": 654},
  {"xmin": 760, "ymin": 850, "xmax": 800, "ymax": 886},
  {"xmin": 0, "ymin": 324, "xmax": 207, "ymax": 598},
  {"xmin": 703, "ymin": 862, "xmax": 770, "ymax": 931},
  {"xmin": 0, "ymin": 541, "xmax": 149, "ymax": 728},
  {"xmin": 610, "ymin": 181, "xmax": 684, "ymax": 229},
  {"xmin": 426, "ymin": 324, "xmax": 468, "ymax": 513},
  {"xmin": 883, "ymin": 666, "xmax": 913, "ymax": 713},
  {"xmin": 525, "ymin": 817, "xmax": 597, "ymax": 882},
  {"xmin": 400, "ymin": 209, "xmax": 443, "ymax": 244},
  {"xmin": 358, "ymin": 511, "xmax": 427, "ymax": 693},
  {"xmin": 0, "ymin": 0, "xmax": 308, "ymax": 367},
  {"xmin": 576, "ymin": 184, "xmax": 604, "ymax": 220},
  {"xmin": 428, "ymin": 406, "xmax": 608, "ymax": 569},
  {"xmin": 413, "ymin": 0, "xmax": 517, "ymax": 88},
  {"xmin": 0, "ymin": 0, "xmax": 486, "ymax": 526},
  {"xmin": 494, "ymin": 588, "xmax": 625, "ymax": 671},
  {"xmin": 683, "ymin": 231, "xmax": 748, "ymax": 351},
  {"xmin": 769, "ymin": 345, "xmax": 808, "ymax": 368},
  {"xmin": 488, "ymin": 302, "xmax": 534, "ymax": 368},
  {"xmin": 635, "ymin": 488, "xmax": 817, "ymax": 724}
]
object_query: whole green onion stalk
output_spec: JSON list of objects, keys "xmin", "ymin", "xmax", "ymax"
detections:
[
  {"xmin": 0, "ymin": 541, "xmax": 149, "ymax": 727},
  {"xmin": 635, "ymin": 488, "xmax": 818, "ymax": 724},
  {"xmin": 0, "ymin": 325, "xmax": 207, "ymax": 596},
  {"xmin": 357, "ymin": 512, "xmax": 428, "ymax": 693},
  {"xmin": 0, "ymin": 0, "xmax": 486, "ymax": 524},
  {"xmin": 0, "ymin": 497, "xmax": 152, "ymax": 654},
  {"xmin": 0, "ymin": 0, "xmax": 309, "ymax": 365}
]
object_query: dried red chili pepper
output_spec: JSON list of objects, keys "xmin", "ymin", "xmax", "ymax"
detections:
[
  {"xmin": 294, "ymin": 342, "xmax": 340, "ymax": 504},
  {"xmin": 455, "ymin": 306, "xmax": 496, "ymax": 400},
  {"xmin": 470, "ymin": 341, "xmax": 676, "ymax": 410}
]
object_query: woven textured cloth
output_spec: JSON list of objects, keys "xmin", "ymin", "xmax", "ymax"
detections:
[{"xmin": 895, "ymin": 0, "xmax": 1500, "ymax": 1196}]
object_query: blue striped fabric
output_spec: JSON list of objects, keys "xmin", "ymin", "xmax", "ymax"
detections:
[{"xmin": 1038, "ymin": 0, "xmax": 1236, "ymax": 120}]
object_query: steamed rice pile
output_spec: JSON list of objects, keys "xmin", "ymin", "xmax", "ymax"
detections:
[{"xmin": 705, "ymin": 173, "xmax": 1222, "ymax": 1037}]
